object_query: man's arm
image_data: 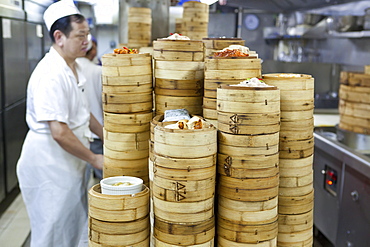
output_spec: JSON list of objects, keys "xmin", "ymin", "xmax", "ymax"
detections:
[
  {"xmin": 89, "ymin": 113, "xmax": 103, "ymax": 142},
  {"xmin": 48, "ymin": 120, "xmax": 103, "ymax": 169}
]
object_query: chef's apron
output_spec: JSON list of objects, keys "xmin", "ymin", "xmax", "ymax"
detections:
[{"xmin": 17, "ymin": 122, "xmax": 92, "ymax": 247}]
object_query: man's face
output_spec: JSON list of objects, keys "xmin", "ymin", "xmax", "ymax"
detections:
[{"xmin": 63, "ymin": 20, "xmax": 90, "ymax": 59}]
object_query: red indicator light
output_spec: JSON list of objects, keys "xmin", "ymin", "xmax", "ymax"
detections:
[{"xmin": 327, "ymin": 180, "xmax": 333, "ymax": 185}]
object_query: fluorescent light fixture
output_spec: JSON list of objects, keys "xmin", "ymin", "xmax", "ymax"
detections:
[{"xmin": 200, "ymin": 0, "xmax": 218, "ymax": 5}]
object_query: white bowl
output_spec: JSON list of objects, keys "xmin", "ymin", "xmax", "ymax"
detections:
[{"xmin": 100, "ymin": 176, "xmax": 144, "ymax": 195}]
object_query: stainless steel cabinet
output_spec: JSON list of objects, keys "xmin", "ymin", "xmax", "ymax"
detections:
[{"xmin": 336, "ymin": 165, "xmax": 370, "ymax": 246}]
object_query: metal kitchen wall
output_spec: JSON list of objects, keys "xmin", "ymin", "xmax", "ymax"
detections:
[{"xmin": 0, "ymin": 0, "xmax": 52, "ymax": 210}]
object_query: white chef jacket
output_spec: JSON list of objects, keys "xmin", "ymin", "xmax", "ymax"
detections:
[
  {"xmin": 76, "ymin": 57, "xmax": 103, "ymax": 139},
  {"xmin": 17, "ymin": 47, "xmax": 91, "ymax": 247}
]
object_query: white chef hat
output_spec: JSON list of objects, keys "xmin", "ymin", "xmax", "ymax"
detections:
[{"xmin": 43, "ymin": 0, "xmax": 81, "ymax": 31}]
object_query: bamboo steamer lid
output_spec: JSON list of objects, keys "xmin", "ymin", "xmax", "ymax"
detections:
[
  {"xmin": 154, "ymin": 216, "xmax": 215, "ymax": 246},
  {"xmin": 217, "ymin": 153, "xmax": 278, "ymax": 170},
  {"xmin": 152, "ymin": 196, "xmax": 214, "ymax": 223},
  {"xmin": 88, "ymin": 184, "xmax": 149, "ymax": 222},
  {"xmin": 217, "ymin": 219, "xmax": 278, "ymax": 243},
  {"xmin": 152, "ymin": 175, "xmax": 215, "ymax": 202},
  {"xmin": 103, "ymin": 83, "xmax": 152, "ymax": 94},
  {"xmin": 218, "ymin": 237, "xmax": 277, "ymax": 246},
  {"xmin": 153, "ymin": 237, "xmax": 214, "ymax": 247}
]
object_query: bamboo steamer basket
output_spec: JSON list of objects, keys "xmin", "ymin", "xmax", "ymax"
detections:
[
  {"xmin": 279, "ymin": 171, "xmax": 313, "ymax": 189},
  {"xmin": 217, "ymin": 100, "xmax": 280, "ymax": 114},
  {"xmin": 218, "ymin": 131, "xmax": 279, "ymax": 147},
  {"xmin": 102, "ymin": 53, "xmax": 152, "ymax": 86},
  {"xmin": 218, "ymin": 236, "xmax": 277, "ymax": 247},
  {"xmin": 152, "ymin": 196, "xmax": 214, "ymax": 223},
  {"xmin": 339, "ymin": 99, "xmax": 370, "ymax": 118},
  {"xmin": 218, "ymin": 143, "xmax": 279, "ymax": 156},
  {"xmin": 203, "ymin": 108, "xmax": 218, "ymax": 120},
  {"xmin": 204, "ymin": 79, "xmax": 243, "ymax": 98},
  {"xmin": 104, "ymin": 146, "xmax": 149, "ymax": 160},
  {"xmin": 277, "ymin": 228, "xmax": 313, "ymax": 245},
  {"xmin": 151, "ymin": 157, "xmax": 215, "ymax": 181},
  {"xmin": 104, "ymin": 112, "xmax": 152, "ymax": 132},
  {"xmin": 155, "ymin": 95, "xmax": 203, "ymax": 115},
  {"xmin": 103, "ymin": 101, "xmax": 153, "ymax": 114},
  {"xmin": 104, "ymin": 139, "xmax": 149, "ymax": 152},
  {"xmin": 153, "ymin": 40, "xmax": 204, "ymax": 61},
  {"xmin": 183, "ymin": 1, "xmax": 209, "ymax": 12},
  {"xmin": 340, "ymin": 71, "xmax": 370, "ymax": 87},
  {"xmin": 217, "ymin": 121, "xmax": 277, "ymax": 135},
  {"xmin": 151, "ymin": 152, "xmax": 216, "ymax": 170},
  {"xmin": 128, "ymin": 7, "xmax": 151, "ymax": 18},
  {"xmin": 202, "ymin": 37, "xmax": 245, "ymax": 57},
  {"xmin": 175, "ymin": 18, "xmax": 182, "ymax": 33},
  {"xmin": 152, "ymin": 175, "xmax": 215, "ymax": 202},
  {"xmin": 262, "ymin": 73, "xmax": 314, "ymax": 90},
  {"xmin": 218, "ymin": 112, "xmax": 280, "ymax": 126},
  {"xmin": 218, "ymin": 184, "xmax": 279, "ymax": 202},
  {"xmin": 280, "ymin": 100, "xmax": 314, "ymax": 111},
  {"xmin": 278, "ymin": 183, "xmax": 313, "ymax": 197},
  {"xmin": 280, "ymin": 118, "xmax": 313, "ymax": 130},
  {"xmin": 205, "ymin": 57, "xmax": 261, "ymax": 70},
  {"xmin": 217, "ymin": 153, "xmax": 279, "ymax": 170},
  {"xmin": 278, "ymin": 210, "xmax": 313, "ymax": 233},
  {"xmin": 155, "ymin": 60, "xmax": 204, "ymax": 80},
  {"xmin": 89, "ymin": 227, "xmax": 149, "ymax": 246},
  {"xmin": 181, "ymin": 31, "xmax": 208, "ymax": 41},
  {"xmin": 104, "ymin": 129, "xmax": 150, "ymax": 142},
  {"xmin": 89, "ymin": 215, "xmax": 149, "ymax": 235},
  {"xmin": 155, "ymin": 87, "xmax": 203, "ymax": 97},
  {"xmin": 217, "ymin": 219, "xmax": 278, "ymax": 243},
  {"xmin": 219, "ymin": 174, "xmax": 279, "ymax": 190},
  {"xmin": 103, "ymin": 92, "xmax": 152, "ymax": 104},
  {"xmin": 153, "ymin": 238, "xmax": 214, "ymax": 247},
  {"xmin": 89, "ymin": 237, "xmax": 149, "ymax": 247},
  {"xmin": 339, "ymin": 84, "xmax": 370, "ymax": 103},
  {"xmin": 103, "ymin": 157, "xmax": 149, "ymax": 181},
  {"xmin": 103, "ymin": 83, "xmax": 152, "ymax": 94},
  {"xmin": 218, "ymin": 195, "xmax": 278, "ymax": 224},
  {"xmin": 88, "ymin": 184, "xmax": 149, "ymax": 222},
  {"xmin": 218, "ymin": 161, "xmax": 279, "ymax": 179},
  {"xmin": 339, "ymin": 117, "xmax": 370, "ymax": 134},
  {"xmin": 279, "ymin": 155, "xmax": 313, "ymax": 169},
  {"xmin": 203, "ymin": 97, "xmax": 217, "ymax": 109},
  {"xmin": 155, "ymin": 78, "xmax": 203, "ymax": 90},
  {"xmin": 279, "ymin": 137, "xmax": 314, "ymax": 159},
  {"xmin": 152, "ymin": 121, "xmax": 217, "ymax": 158},
  {"xmin": 278, "ymin": 191, "xmax": 314, "ymax": 215},
  {"xmin": 280, "ymin": 109, "xmax": 314, "ymax": 121},
  {"xmin": 279, "ymin": 128, "xmax": 313, "ymax": 141},
  {"xmin": 182, "ymin": 21, "xmax": 208, "ymax": 31},
  {"xmin": 153, "ymin": 216, "xmax": 215, "ymax": 246}
]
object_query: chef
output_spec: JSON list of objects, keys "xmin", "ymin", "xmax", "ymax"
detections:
[{"xmin": 16, "ymin": 0, "xmax": 103, "ymax": 246}]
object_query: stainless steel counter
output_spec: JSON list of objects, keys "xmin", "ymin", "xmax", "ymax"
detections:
[{"xmin": 314, "ymin": 131, "xmax": 370, "ymax": 247}]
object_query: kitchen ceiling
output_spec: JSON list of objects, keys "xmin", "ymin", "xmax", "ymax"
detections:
[{"xmin": 224, "ymin": 0, "xmax": 366, "ymax": 12}]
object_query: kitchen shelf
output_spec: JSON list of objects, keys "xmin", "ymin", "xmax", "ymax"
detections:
[{"xmin": 328, "ymin": 30, "xmax": 370, "ymax": 38}]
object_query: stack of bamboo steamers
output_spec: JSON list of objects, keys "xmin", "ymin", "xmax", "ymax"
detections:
[
  {"xmin": 181, "ymin": 1, "xmax": 209, "ymax": 40},
  {"xmin": 101, "ymin": 52, "xmax": 153, "ymax": 185},
  {"xmin": 263, "ymin": 74, "xmax": 315, "ymax": 246},
  {"xmin": 216, "ymin": 83, "xmax": 281, "ymax": 246},
  {"xmin": 127, "ymin": 7, "xmax": 152, "ymax": 48},
  {"xmin": 203, "ymin": 45, "xmax": 261, "ymax": 125},
  {"xmin": 153, "ymin": 38, "xmax": 204, "ymax": 116}
]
